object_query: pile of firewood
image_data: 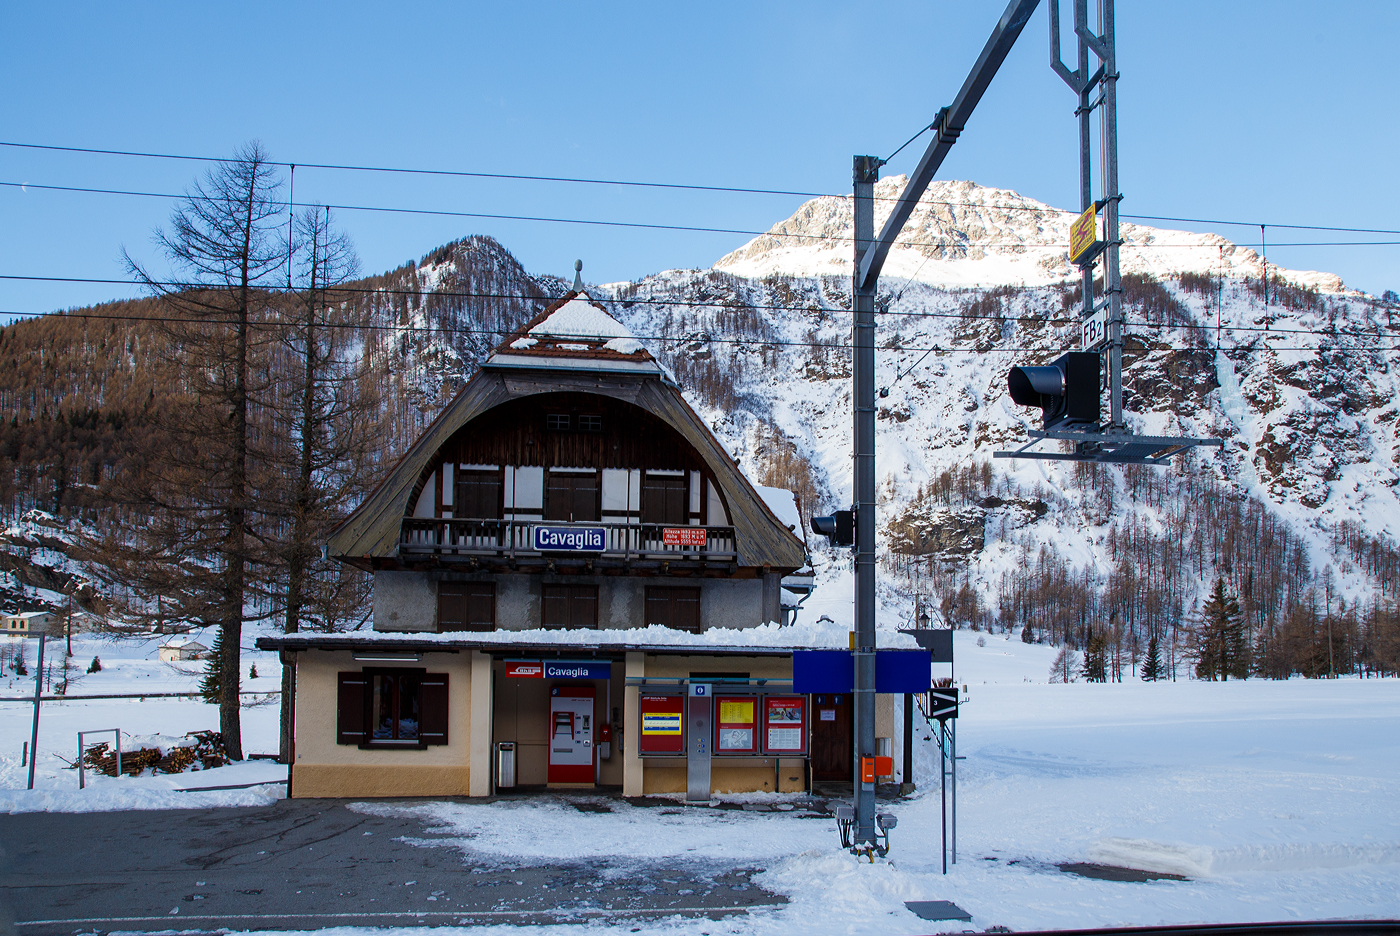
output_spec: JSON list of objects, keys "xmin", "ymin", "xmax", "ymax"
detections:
[{"xmin": 82, "ymin": 730, "xmax": 229, "ymax": 777}]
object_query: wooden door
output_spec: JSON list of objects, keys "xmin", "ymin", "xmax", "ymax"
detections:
[{"xmin": 809, "ymin": 693, "xmax": 853, "ymax": 781}]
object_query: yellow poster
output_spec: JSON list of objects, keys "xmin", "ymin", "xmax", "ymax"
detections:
[{"xmin": 719, "ymin": 700, "xmax": 753, "ymax": 725}]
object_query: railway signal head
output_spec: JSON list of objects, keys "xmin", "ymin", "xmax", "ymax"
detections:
[
  {"xmin": 1008, "ymin": 351, "xmax": 1100, "ymax": 431},
  {"xmin": 811, "ymin": 510, "xmax": 855, "ymax": 547}
]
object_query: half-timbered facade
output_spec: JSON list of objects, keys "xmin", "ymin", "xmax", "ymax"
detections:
[{"xmin": 258, "ymin": 289, "xmax": 887, "ymax": 802}]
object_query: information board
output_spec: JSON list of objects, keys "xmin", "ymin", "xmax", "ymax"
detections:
[
  {"xmin": 714, "ymin": 696, "xmax": 758, "ymax": 754},
  {"xmin": 762, "ymin": 695, "xmax": 807, "ymax": 754},
  {"xmin": 663, "ymin": 527, "xmax": 707, "ymax": 547},
  {"xmin": 638, "ymin": 694, "xmax": 685, "ymax": 754}
]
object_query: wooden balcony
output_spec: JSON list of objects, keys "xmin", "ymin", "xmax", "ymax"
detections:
[{"xmin": 399, "ymin": 518, "xmax": 738, "ymax": 562}]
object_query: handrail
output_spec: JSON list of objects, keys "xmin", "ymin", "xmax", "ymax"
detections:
[{"xmin": 399, "ymin": 518, "xmax": 738, "ymax": 559}]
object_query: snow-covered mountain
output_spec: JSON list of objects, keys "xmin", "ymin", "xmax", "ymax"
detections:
[
  {"xmin": 605, "ymin": 179, "xmax": 1400, "ymax": 651},
  {"xmin": 715, "ymin": 176, "xmax": 1345, "ymax": 294}
]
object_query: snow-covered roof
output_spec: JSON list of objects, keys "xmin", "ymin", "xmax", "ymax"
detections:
[
  {"xmin": 529, "ymin": 295, "xmax": 633, "ymax": 340},
  {"xmin": 757, "ymin": 485, "xmax": 802, "ymax": 535},
  {"xmin": 159, "ymin": 638, "xmax": 208, "ymax": 651},
  {"xmin": 258, "ymin": 631, "xmax": 814, "ymax": 655},
  {"xmin": 485, "ymin": 290, "xmax": 664, "ymax": 375}
]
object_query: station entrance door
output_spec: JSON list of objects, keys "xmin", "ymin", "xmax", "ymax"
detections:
[{"xmin": 809, "ymin": 693, "xmax": 852, "ymax": 782}]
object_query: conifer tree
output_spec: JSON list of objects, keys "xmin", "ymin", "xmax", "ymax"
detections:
[
  {"xmin": 1081, "ymin": 632, "xmax": 1107, "ymax": 683},
  {"xmin": 1141, "ymin": 630, "xmax": 1162, "ymax": 681},
  {"xmin": 1196, "ymin": 577, "xmax": 1245, "ymax": 680},
  {"xmin": 110, "ymin": 142, "xmax": 287, "ymax": 759}
]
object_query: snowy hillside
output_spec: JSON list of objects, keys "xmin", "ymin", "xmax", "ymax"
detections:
[{"xmin": 605, "ymin": 181, "xmax": 1400, "ymax": 661}]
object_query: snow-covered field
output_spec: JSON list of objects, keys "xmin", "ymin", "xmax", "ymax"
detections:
[
  {"xmin": 0, "ymin": 631, "xmax": 286, "ymax": 812},
  {"xmin": 3, "ymin": 629, "xmax": 1396, "ymax": 931}
]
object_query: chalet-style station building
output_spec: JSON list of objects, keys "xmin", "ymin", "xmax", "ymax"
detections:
[{"xmin": 260, "ymin": 286, "xmax": 887, "ymax": 801}]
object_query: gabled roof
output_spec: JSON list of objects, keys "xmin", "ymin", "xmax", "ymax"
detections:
[
  {"xmin": 326, "ymin": 290, "xmax": 805, "ymax": 572},
  {"xmin": 483, "ymin": 291, "xmax": 666, "ymax": 376}
]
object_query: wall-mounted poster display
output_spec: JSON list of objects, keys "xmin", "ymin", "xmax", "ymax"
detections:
[
  {"xmin": 715, "ymin": 696, "xmax": 759, "ymax": 754},
  {"xmin": 637, "ymin": 694, "xmax": 685, "ymax": 755},
  {"xmin": 763, "ymin": 695, "xmax": 807, "ymax": 754}
]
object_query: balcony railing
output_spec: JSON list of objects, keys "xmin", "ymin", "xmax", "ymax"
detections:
[{"xmin": 400, "ymin": 518, "xmax": 738, "ymax": 561}]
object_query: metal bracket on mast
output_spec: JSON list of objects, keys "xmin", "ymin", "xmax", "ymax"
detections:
[{"xmin": 997, "ymin": 0, "xmax": 1222, "ymax": 466}]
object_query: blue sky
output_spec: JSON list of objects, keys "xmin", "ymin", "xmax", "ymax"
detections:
[{"xmin": 2, "ymin": 1, "xmax": 1397, "ymax": 323}]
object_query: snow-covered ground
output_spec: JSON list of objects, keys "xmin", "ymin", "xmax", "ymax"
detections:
[
  {"xmin": 3, "ymin": 629, "xmax": 1396, "ymax": 931},
  {"xmin": 0, "ymin": 631, "xmax": 285, "ymax": 812}
]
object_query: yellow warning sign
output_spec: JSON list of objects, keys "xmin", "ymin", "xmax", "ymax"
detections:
[
  {"xmin": 1070, "ymin": 205, "xmax": 1098, "ymax": 264},
  {"xmin": 719, "ymin": 700, "xmax": 754, "ymax": 725}
]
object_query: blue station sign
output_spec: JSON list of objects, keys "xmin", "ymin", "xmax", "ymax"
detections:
[{"xmin": 532, "ymin": 525, "xmax": 606, "ymax": 552}]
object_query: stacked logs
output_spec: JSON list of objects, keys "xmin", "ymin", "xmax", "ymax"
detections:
[{"xmin": 82, "ymin": 731, "xmax": 230, "ymax": 777}]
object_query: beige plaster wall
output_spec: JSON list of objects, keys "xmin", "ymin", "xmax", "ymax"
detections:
[{"xmin": 290, "ymin": 649, "xmax": 472, "ymax": 798}]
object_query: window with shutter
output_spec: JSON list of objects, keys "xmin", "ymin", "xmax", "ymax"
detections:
[
  {"xmin": 337, "ymin": 672, "xmax": 370, "ymax": 745},
  {"xmin": 455, "ymin": 470, "xmax": 502, "ymax": 519},
  {"xmin": 439, "ymin": 582, "xmax": 495, "ymax": 632},
  {"xmin": 545, "ymin": 473, "xmax": 599, "ymax": 522},
  {"xmin": 542, "ymin": 584, "xmax": 599, "ymax": 629},
  {"xmin": 642, "ymin": 473, "xmax": 687, "ymax": 524},
  {"xmin": 344, "ymin": 668, "xmax": 451, "ymax": 748},
  {"xmin": 645, "ymin": 586, "xmax": 702, "ymax": 632}
]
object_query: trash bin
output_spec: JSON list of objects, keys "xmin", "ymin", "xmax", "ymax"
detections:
[{"xmin": 497, "ymin": 741, "xmax": 516, "ymax": 789}]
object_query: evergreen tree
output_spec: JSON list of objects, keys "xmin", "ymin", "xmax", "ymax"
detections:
[
  {"xmin": 1196, "ymin": 577, "xmax": 1245, "ymax": 680},
  {"xmin": 1021, "ymin": 622, "xmax": 1036, "ymax": 644},
  {"xmin": 1081, "ymin": 632, "xmax": 1107, "ymax": 683},
  {"xmin": 1141, "ymin": 631, "xmax": 1162, "ymax": 681}
]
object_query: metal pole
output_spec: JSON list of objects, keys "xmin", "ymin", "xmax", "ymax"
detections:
[
  {"xmin": 1098, "ymin": 0, "xmax": 1124, "ymax": 430},
  {"xmin": 852, "ymin": 154, "xmax": 880, "ymax": 850},
  {"xmin": 951, "ymin": 718, "xmax": 958, "ymax": 863},
  {"xmin": 1075, "ymin": 0, "xmax": 1093, "ymax": 326},
  {"xmin": 940, "ymin": 720, "xmax": 948, "ymax": 874},
  {"xmin": 27, "ymin": 633, "xmax": 45, "ymax": 790},
  {"xmin": 901, "ymin": 692, "xmax": 914, "ymax": 794}
]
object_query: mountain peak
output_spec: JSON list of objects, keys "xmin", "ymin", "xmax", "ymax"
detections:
[{"xmin": 714, "ymin": 177, "xmax": 1345, "ymax": 294}]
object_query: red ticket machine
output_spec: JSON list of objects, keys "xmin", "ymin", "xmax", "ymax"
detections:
[{"xmin": 548, "ymin": 686, "xmax": 595, "ymax": 784}]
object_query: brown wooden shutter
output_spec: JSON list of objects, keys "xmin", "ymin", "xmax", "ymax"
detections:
[
  {"xmin": 337, "ymin": 672, "xmax": 370, "ymax": 745},
  {"xmin": 573, "ymin": 585, "xmax": 598, "ymax": 628},
  {"xmin": 456, "ymin": 470, "xmax": 502, "ymax": 520},
  {"xmin": 438, "ymin": 582, "xmax": 466, "ymax": 631},
  {"xmin": 642, "ymin": 474, "xmax": 687, "ymax": 524},
  {"xmin": 645, "ymin": 586, "xmax": 701, "ymax": 632},
  {"xmin": 419, "ymin": 673, "xmax": 449, "ymax": 745},
  {"xmin": 542, "ymin": 584, "xmax": 598, "ymax": 629},
  {"xmin": 674, "ymin": 587, "xmax": 700, "ymax": 632},
  {"xmin": 466, "ymin": 582, "xmax": 496, "ymax": 631}
]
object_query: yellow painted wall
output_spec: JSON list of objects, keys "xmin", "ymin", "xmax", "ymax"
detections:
[{"xmin": 291, "ymin": 649, "xmax": 472, "ymax": 798}]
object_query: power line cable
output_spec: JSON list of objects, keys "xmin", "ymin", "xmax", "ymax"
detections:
[
  {"xmin": 5, "ymin": 139, "xmax": 1399, "ymax": 237},
  {"xmin": 5, "ymin": 272, "xmax": 1395, "ymax": 337},
  {"xmin": 6, "ymin": 178, "xmax": 1396, "ymax": 252}
]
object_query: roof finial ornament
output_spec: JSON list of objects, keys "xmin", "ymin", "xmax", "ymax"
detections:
[{"xmin": 572, "ymin": 259, "xmax": 584, "ymax": 292}]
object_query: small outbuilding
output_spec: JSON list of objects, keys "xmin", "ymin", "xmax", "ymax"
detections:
[
  {"xmin": 158, "ymin": 638, "xmax": 210, "ymax": 662},
  {"xmin": 1, "ymin": 611, "xmax": 57, "ymax": 636}
]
